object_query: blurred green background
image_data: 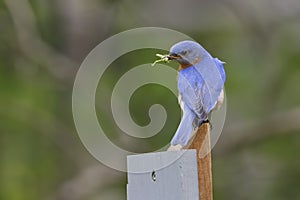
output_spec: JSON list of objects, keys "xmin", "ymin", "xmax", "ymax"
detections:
[{"xmin": 1, "ymin": 0, "xmax": 300, "ymax": 199}]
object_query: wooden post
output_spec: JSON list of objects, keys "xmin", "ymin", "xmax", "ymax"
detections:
[{"xmin": 188, "ymin": 123, "xmax": 213, "ymax": 200}]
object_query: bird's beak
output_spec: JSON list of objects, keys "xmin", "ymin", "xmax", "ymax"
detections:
[{"xmin": 167, "ymin": 54, "xmax": 181, "ymax": 60}]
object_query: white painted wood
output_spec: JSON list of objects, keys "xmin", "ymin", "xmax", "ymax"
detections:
[{"xmin": 127, "ymin": 150, "xmax": 199, "ymax": 200}]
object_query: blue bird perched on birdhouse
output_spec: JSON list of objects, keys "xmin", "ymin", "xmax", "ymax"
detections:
[{"xmin": 154, "ymin": 40, "xmax": 226, "ymax": 149}]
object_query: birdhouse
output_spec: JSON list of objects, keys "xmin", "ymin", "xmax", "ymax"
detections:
[{"xmin": 127, "ymin": 150, "xmax": 199, "ymax": 200}]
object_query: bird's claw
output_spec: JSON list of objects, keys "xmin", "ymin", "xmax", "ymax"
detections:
[{"xmin": 202, "ymin": 119, "xmax": 213, "ymax": 130}]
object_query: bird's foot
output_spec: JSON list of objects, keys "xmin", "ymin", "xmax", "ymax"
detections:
[{"xmin": 201, "ymin": 119, "xmax": 212, "ymax": 130}]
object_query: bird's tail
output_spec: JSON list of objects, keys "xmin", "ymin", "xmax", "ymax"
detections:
[{"xmin": 171, "ymin": 105, "xmax": 197, "ymax": 146}]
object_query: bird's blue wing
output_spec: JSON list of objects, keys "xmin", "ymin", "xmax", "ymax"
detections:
[
  {"xmin": 171, "ymin": 68, "xmax": 206, "ymax": 146},
  {"xmin": 192, "ymin": 56, "xmax": 225, "ymax": 113},
  {"xmin": 178, "ymin": 67, "xmax": 208, "ymax": 121}
]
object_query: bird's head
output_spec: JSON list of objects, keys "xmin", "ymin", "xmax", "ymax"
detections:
[{"xmin": 168, "ymin": 40, "xmax": 207, "ymax": 67}]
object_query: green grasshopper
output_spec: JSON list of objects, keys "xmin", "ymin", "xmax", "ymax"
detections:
[{"xmin": 151, "ymin": 54, "xmax": 170, "ymax": 66}]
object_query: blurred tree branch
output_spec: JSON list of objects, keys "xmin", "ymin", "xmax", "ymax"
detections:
[
  {"xmin": 4, "ymin": 0, "xmax": 77, "ymax": 83},
  {"xmin": 55, "ymin": 0, "xmax": 115, "ymax": 60},
  {"xmin": 47, "ymin": 165, "xmax": 125, "ymax": 200},
  {"xmin": 215, "ymin": 107, "xmax": 300, "ymax": 156}
]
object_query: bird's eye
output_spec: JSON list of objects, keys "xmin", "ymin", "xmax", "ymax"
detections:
[{"xmin": 181, "ymin": 50, "xmax": 188, "ymax": 55}]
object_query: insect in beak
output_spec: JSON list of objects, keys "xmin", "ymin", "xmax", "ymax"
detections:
[
  {"xmin": 167, "ymin": 54, "xmax": 181, "ymax": 60},
  {"xmin": 151, "ymin": 53, "xmax": 181, "ymax": 66}
]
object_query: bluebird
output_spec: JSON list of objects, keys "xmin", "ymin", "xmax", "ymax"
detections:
[{"xmin": 166, "ymin": 40, "xmax": 226, "ymax": 149}]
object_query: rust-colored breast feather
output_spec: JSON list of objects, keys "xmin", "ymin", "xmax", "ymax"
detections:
[{"xmin": 178, "ymin": 63, "xmax": 192, "ymax": 71}]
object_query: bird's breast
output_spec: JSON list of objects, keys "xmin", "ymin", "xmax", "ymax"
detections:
[{"xmin": 178, "ymin": 63, "xmax": 192, "ymax": 71}]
